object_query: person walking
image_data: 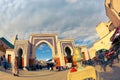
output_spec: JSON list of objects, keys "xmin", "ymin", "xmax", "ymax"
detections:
[
  {"xmin": 12, "ymin": 57, "xmax": 19, "ymax": 77},
  {"xmin": 2, "ymin": 55, "xmax": 7, "ymax": 71}
]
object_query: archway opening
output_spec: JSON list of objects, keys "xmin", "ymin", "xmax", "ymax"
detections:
[
  {"xmin": 17, "ymin": 48, "xmax": 23, "ymax": 69},
  {"xmin": 36, "ymin": 43, "xmax": 52, "ymax": 61},
  {"xmin": 36, "ymin": 43, "xmax": 53, "ymax": 70},
  {"xmin": 65, "ymin": 47, "xmax": 72, "ymax": 63}
]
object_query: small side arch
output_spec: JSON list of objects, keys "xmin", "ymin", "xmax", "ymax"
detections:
[
  {"xmin": 17, "ymin": 48, "xmax": 23, "ymax": 68},
  {"xmin": 64, "ymin": 45, "xmax": 73, "ymax": 63}
]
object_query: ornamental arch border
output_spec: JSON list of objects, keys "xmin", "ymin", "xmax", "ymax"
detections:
[{"xmin": 29, "ymin": 34, "xmax": 58, "ymax": 59}]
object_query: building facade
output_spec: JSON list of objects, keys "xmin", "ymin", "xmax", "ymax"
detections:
[
  {"xmin": 6, "ymin": 34, "xmax": 76, "ymax": 68},
  {"xmin": 89, "ymin": 22, "xmax": 115, "ymax": 59}
]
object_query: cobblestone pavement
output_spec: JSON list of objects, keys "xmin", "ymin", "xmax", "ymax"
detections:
[{"xmin": 0, "ymin": 69, "xmax": 69, "ymax": 80}]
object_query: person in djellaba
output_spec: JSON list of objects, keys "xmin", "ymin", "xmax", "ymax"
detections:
[{"xmin": 12, "ymin": 57, "xmax": 19, "ymax": 77}]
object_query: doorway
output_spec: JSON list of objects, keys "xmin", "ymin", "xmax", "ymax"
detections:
[
  {"xmin": 65, "ymin": 47, "xmax": 73, "ymax": 63},
  {"xmin": 18, "ymin": 48, "xmax": 23, "ymax": 69}
]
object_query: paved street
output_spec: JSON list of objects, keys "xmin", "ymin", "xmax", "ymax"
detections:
[
  {"xmin": 0, "ymin": 70, "xmax": 69, "ymax": 80},
  {"xmin": 94, "ymin": 63, "xmax": 120, "ymax": 80},
  {"xmin": 0, "ymin": 63, "xmax": 120, "ymax": 80},
  {"xmin": 99, "ymin": 63, "xmax": 120, "ymax": 80}
]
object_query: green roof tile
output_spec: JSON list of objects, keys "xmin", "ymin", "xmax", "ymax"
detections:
[{"xmin": 0, "ymin": 37, "xmax": 14, "ymax": 48}]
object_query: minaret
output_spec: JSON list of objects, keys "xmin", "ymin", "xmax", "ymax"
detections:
[{"xmin": 12, "ymin": 34, "xmax": 18, "ymax": 45}]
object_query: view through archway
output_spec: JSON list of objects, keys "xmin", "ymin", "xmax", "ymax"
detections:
[{"xmin": 36, "ymin": 43, "xmax": 52, "ymax": 61}]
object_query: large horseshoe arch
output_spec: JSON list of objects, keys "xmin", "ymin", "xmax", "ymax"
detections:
[{"xmin": 29, "ymin": 34, "xmax": 58, "ymax": 64}]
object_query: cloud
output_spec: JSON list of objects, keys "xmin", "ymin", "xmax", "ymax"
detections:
[
  {"xmin": 66, "ymin": 0, "xmax": 79, "ymax": 3},
  {"xmin": 0, "ymin": 0, "xmax": 108, "ymax": 47}
]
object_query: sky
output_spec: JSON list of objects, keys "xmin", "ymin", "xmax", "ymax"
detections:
[
  {"xmin": 36, "ymin": 43, "xmax": 52, "ymax": 60},
  {"xmin": 0, "ymin": 0, "xmax": 108, "ymax": 47}
]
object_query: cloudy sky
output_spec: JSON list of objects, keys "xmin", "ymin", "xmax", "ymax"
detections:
[
  {"xmin": 36, "ymin": 43, "xmax": 52, "ymax": 60},
  {"xmin": 0, "ymin": 0, "xmax": 108, "ymax": 47}
]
